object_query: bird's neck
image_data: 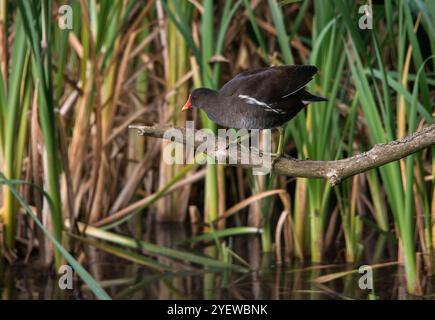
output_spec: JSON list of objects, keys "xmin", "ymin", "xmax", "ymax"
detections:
[{"xmin": 198, "ymin": 89, "xmax": 220, "ymax": 112}]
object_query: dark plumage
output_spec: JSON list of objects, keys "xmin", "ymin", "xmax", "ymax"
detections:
[
  {"xmin": 182, "ymin": 65, "xmax": 326, "ymax": 129},
  {"xmin": 181, "ymin": 65, "xmax": 327, "ymax": 156}
]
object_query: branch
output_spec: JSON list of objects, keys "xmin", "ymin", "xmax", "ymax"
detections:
[{"xmin": 128, "ymin": 123, "xmax": 435, "ymax": 186}]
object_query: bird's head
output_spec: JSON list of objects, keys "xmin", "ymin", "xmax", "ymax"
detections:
[{"xmin": 182, "ymin": 88, "xmax": 216, "ymax": 112}]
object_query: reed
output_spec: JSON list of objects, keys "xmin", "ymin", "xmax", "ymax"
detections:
[
  {"xmin": 156, "ymin": 0, "xmax": 192, "ymax": 222},
  {"xmin": 0, "ymin": 0, "xmax": 434, "ymax": 297},
  {"xmin": 1, "ymin": 13, "xmax": 27, "ymax": 250}
]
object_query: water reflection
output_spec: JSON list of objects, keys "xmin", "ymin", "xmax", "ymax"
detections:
[{"xmin": 0, "ymin": 225, "xmax": 434, "ymax": 300}]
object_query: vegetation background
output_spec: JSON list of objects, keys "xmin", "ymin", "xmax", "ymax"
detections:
[{"xmin": 0, "ymin": 0, "xmax": 434, "ymax": 299}]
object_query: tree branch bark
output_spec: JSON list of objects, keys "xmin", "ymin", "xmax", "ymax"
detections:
[{"xmin": 129, "ymin": 123, "xmax": 435, "ymax": 186}]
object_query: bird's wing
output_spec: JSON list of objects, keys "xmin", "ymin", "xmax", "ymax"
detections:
[{"xmin": 219, "ymin": 65, "xmax": 318, "ymax": 103}]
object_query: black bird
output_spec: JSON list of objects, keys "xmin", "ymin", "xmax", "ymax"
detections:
[{"xmin": 182, "ymin": 65, "xmax": 327, "ymax": 157}]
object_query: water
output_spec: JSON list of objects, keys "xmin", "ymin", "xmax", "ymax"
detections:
[{"xmin": 1, "ymin": 224, "xmax": 434, "ymax": 300}]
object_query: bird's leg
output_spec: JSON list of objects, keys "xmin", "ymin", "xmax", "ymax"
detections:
[
  {"xmin": 267, "ymin": 127, "xmax": 285, "ymax": 169},
  {"xmin": 267, "ymin": 127, "xmax": 284, "ymax": 157},
  {"xmin": 226, "ymin": 131, "xmax": 251, "ymax": 155},
  {"xmin": 253, "ymin": 127, "xmax": 284, "ymax": 157},
  {"xmin": 238, "ymin": 132, "xmax": 251, "ymax": 145},
  {"xmin": 276, "ymin": 126, "xmax": 284, "ymax": 158}
]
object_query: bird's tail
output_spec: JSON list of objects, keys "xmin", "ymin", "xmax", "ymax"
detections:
[{"xmin": 299, "ymin": 90, "xmax": 327, "ymax": 104}]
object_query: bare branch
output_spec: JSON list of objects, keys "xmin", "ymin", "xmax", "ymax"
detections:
[{"xmin": 128, "ymin": 124, "xmax": 435, "ymax": 186}]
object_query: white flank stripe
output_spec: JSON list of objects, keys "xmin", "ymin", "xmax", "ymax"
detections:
[
  {"xmin": 238, "ymin": 94, "xmax": 280, "ymax": 114},
  {"xmin": 302, "ymin": 100, "xmax": 311, "ymax": 105}
]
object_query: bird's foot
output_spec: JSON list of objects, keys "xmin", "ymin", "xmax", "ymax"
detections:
[
  {"xmin": 254, "ymin": 150, "xmax": 289, "ymax": 158},
  {"xmin": 271, "ymin": 153, "xmax": 281, "ymax": 168},
  {"xmin": 271, "ymin": 153, "xmax": 293, "ymax": 160},
  {"xmin": 270, "ymin": 152, "xmax": 294, "ymax": 167}
]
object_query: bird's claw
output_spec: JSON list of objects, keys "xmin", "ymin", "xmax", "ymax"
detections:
[{"xmin": 271, "ymin": 154, "xmax": 282, "ymax": 168}]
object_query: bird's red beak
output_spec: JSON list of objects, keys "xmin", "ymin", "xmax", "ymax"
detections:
[{"xmin": 182, "ymin": 95, "xmax": 191, "ymax": 112}]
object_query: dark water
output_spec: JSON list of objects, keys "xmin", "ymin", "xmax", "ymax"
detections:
[{"xmin": 1, "ymin": 224, "xmax": 434, "ymax": 300}]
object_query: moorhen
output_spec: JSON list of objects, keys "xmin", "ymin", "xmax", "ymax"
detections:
[{"xmin": 182, "ymin": 65, "xmax": 326, "ymax": 157}]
